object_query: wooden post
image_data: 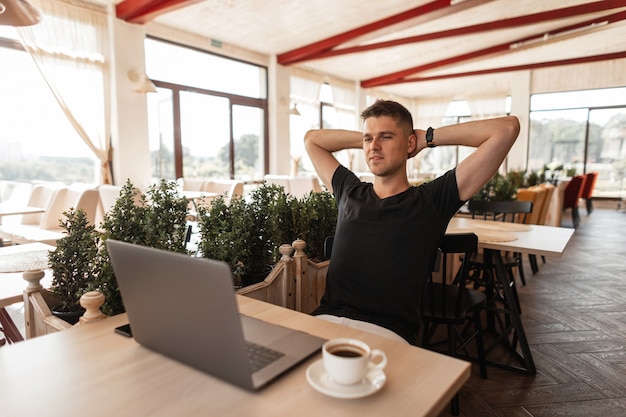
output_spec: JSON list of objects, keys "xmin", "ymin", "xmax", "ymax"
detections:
[
  {"xmin": 292, "ymin": 239, "xmax": 307, "ymax": 312},
  {"xmin": 78, "ymin": 291, "xmax": 106, "ymax": 324},
  {"xmin": 22, "ymin": 269, "xmax": 45, "ymax": 339}
]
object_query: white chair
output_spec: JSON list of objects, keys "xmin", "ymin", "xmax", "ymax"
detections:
[
  {"xmin": 287, "ymin": 176, "xmax": 322, "ymax": 198},
  {"xmin": 2, "ymin": 186, "xmax": 99, "ymax": 246},
  {"xmin": 263, "ymin": 175, "xmax": 290, "ymax": 194},
  {"xmin": 201, "ymin": 179, "xmax": 244, "ymax": 205}
]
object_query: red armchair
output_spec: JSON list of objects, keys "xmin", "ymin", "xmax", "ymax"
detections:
[
  {"xmin": 562, "ymin": 175, "xmax": 586, "ymax": 228},
  {"xmin": 580, "ymin": 172, "xmax": 599, "ymax": 215}
]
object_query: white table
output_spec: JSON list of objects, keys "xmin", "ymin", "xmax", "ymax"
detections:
[
  {"xmin": 0, "ymin": 296, "xmax": 470, "ymax": 417},
  {"xmin": 447, "ymin": 217, "xmax": 574, "ymax": 374}
]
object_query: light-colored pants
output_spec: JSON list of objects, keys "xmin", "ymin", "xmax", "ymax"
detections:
[{"xmin": 315, "ymin": 314, "xmax": 409, "ymax": 344}]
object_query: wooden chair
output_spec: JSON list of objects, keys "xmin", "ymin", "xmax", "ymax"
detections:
[
  {"xmin": 562, "ymin": 175, "xmax": 586, "ymax": 228},
  {"xmin": 516, "ymin": 186, "xmax": 547, "ymax": 274},
  {"xmin": 467, "ymin": 199, "xmax": 532, "ymax": 289},
  {"xmin": 580, "ymin": 172, "xmax": 598, "ymax": 215},
  {"xmin": 420, "ymin": 233, "xmax": 486, "ymax": 416}
]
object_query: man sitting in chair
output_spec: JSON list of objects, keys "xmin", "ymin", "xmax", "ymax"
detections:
[{"xmin": 304, "ymin": 99, "xmax": 519, "ymax": 344}]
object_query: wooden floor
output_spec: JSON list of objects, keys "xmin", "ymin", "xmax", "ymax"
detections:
[{"xmin": 438, "ymin": 206, "xmax": 626, "ymax": 417}]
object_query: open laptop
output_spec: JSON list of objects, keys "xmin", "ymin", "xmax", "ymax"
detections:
[{"xmin": 106, "ymin": 239, "xmax": 325, "ymax": 391}]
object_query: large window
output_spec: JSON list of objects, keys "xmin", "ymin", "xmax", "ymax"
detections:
[
  {"xmin": 145, "ymin": 38, "xmax": 268, "ymax": 181},
  {"xmin": 529, "ymin": 88, "xmax": 626, "ymax": 198},
  {"xmin": 0, "ymin": 29, "xmax": 98, "ymax": 186}
]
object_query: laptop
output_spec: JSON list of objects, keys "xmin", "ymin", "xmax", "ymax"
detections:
[{"xmin": 106, "ymin": 239, "xmax": 326, "ymax": 391}]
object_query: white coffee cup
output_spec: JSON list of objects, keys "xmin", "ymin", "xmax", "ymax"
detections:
[{"xmin": 322, "ymin": 338, "xmax": 387, "ymax": 385}]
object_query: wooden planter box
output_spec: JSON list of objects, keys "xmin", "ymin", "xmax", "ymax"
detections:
[
  {"xmin": 236, "ymin": 239, "xmax": 328, "ymax": 314},
  {"xmin": 22, "ymin": 270, "xmax": 106, "ymax": 339}
]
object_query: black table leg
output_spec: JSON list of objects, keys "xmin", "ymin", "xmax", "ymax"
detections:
[{"xmin": 482, "ymin": 249, "xmax": 536, "ymax": 375}]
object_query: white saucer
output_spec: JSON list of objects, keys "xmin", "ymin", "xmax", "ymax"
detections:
[{"xmin": 305, "ymin": 359, "xmax": 386, "ymax": 399}]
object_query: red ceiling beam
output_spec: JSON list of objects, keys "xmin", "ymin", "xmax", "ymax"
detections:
[
  {"xmin": 362, "ymin": 8, "xmax": 626, "ymax": 87},
  {"xmin": 276, "ymin": 0, "xmax": 455, "ymax": 65},
  {"xmin": 311, "ymin": 0, "xmax": 626, "ymax": 62},
  {"xmin": 382, "ymin": 51, "xmax": 626, "ymax": 85},
  {"xmin": 116, "ymin": 0, "xmax": 201, "ymax": 24}
]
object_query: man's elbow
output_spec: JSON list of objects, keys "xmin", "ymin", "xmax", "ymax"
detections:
[{"xmin": 500, "ymin": 116, "xmax": 520, "ymax": 146}]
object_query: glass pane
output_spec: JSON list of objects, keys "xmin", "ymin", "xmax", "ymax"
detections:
[
  {"xmin": 528, "ymin": 109, "xmax": 588, "ymax": 174},
  {"xmin": 588, "ymin": 108, "xmax": 626, "ymax": 198},
  {"xmin": 0, "ymin": 46, "xmax": 96, "ymax": 185},
  {"xmin": 147, "ymin": 88, "xmax": 175, "ymax": 180},
  {"xmin": 180, "ymin": 92, "xmax": 230, "ymax": 178},
  {"xmin": 145, "ymin": 38, "xmax": 267, "ymax": 99},
  {"xmin": 531, "ymin": 87, "xmax": 626, "ymax": 111},
  {"xmin": 232, "ymin": 105, "xmax": 264, "ymax": 181}
]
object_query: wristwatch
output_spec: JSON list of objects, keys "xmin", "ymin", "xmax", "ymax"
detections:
[{"xmin": 426, "ymin": 127, "xmax": 435, "ymax": 148}]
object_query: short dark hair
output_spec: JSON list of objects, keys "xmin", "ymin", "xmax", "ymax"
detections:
[{"xmin": 361, "ymin": 99, "xmax": 414, "ymax": 136}]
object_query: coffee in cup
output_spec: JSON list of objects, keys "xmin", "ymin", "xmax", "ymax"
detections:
[{"xmin": 322, "ymin": 338, "xmax": 387, "ymax": 385}]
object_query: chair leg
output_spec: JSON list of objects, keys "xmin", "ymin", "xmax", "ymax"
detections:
[
  {"xmin": 586, "ymin": 198, "xmax": 593, "ymax": 215},
  {"xmin": 529, "ymin": 254, "xmax": 539, "ymax": 274},
  {"xmin": 515, "ymin": 253, "xmax": 526, "ymax": 286}
]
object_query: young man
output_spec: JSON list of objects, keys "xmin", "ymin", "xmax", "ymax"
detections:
[{"xmin": 304, "ymin": 99, "xmax": 519, "ymax": 344}]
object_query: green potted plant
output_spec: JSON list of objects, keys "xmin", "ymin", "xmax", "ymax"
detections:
[
  {"xmin": 96, "ymin": 179, "xmax": 190, "ymax": 315},
  {"xmin": 196, "ymin": 183, "xmax": 337, "ymax": 287},
  {"xmin": 46, "ymin": 179, "xmax": 191, "ymax": 319},
  {"xmin": 48, "ymin": 208, "xmax": 100, "ymax": 324},
  {"xmin": 472, "ymin": 172, "xmax": 517, "ymax": 202}
]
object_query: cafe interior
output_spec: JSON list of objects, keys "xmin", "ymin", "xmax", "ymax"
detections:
[{"xmin": 1, "ymin": 1, "xmax": 626, "ymax": 416}]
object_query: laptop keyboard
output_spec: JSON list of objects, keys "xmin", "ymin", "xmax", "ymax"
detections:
[{"xmin": 246, "ymin": 342, "xmax": 285, "ymax": 373}]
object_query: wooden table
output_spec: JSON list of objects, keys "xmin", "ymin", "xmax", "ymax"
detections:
[
  {"xmin": 447, "ymin": 217, "xmax": 574, "ymax": 374},
  {"xmin": 0, "ymin": 204, "xmax": 45, "ymax": 218},
  {"xmin": 0, "ymin": 295, "xmax": 470, "ymax": 417}
]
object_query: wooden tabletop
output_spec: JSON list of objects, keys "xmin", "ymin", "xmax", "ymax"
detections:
[
  {"xmin": 448, "ymin": 217, "xmax": 574, "ymax": 257},
  {"xmin": 0, "ymin": 295, "xmax": 470, "ymax": 417},
  {"xmin": 0, "ymin": 204, "xmax": 45, "ymax": 217}
]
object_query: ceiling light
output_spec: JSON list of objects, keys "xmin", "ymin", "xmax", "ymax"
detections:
[
  {"xmin": 0, "ymin": 0, "xmax": 42, "ymax": 27},
  {"xmin": 318, "ymin": 81, "xmax": 334, "ymax": 104}
]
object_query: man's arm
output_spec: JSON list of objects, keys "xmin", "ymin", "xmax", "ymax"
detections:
[
  {"xmin": 304, "ymin": 129, "xmax": 362, "ymax": 192},
  {"xmin": 414, "ymin": 116, "xmax": 520, "ymax": 201}
]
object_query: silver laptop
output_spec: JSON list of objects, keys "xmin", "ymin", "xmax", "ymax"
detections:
[{"xmin": 106, "ymin": 239, "xmax": 325, "ymax": 391}]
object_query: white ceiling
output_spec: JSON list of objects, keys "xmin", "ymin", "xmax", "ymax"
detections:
[{"xmin": 111, "ymin": 0, "xmax": 626, "ymax": 100}]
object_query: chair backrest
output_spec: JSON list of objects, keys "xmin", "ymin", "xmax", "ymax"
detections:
[
  {"xmin": 423, "ymin": 233, "xmax": 478, "ymax": 318},
  {"xmin": 202, "ymin": 180, "xmax": 244, "ymax": 204},
  {"xmin": 288, "ymin": 176, "xmax": 322, "ymax": 198},
  {"xmin": 20, "ymin": 184, "xmax": 60, "ymax": 225},
  {"xmin": 562, "ymin": 175, "xmax": 586, "ymax": 209},
  {"xmin": 39, "ymin": 187, "xmax": 99, "ymax": 230},
  {"xmin": 264, "ymin": 175, "xmax": 291, "ymax": 194},
  {"xmin": 180, "ymin": 178, "xmax": 205, "ymax": 191},
  {"xmin": 515, "ymin": 186, "xmax": 547, "ymax": 225},
  {"xmin": 580, "ymin": 172, "xmax": 598, "ymax": 200},
  {"xmin": 467, "ymin": 199, "xmax": 533, "ymax": 224},
  {"xmin": 536, "ymin": 183, "xmax": 555, "ymax": 226}
]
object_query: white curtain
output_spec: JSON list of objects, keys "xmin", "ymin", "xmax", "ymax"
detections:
[
  {"xmin": 467, "ymin": 96, "xmax": 508, "ymax": 120},
  {"xmin": 17, "ymin": 0, "xmax": 112, "ymax": 184}
]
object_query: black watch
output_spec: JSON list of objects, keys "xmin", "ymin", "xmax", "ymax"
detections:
[{"xmin": 426, "ymin": 127, "xmax": 435, "ymax": 148}]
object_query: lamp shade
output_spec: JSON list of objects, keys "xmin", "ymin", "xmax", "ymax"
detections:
[{"xmin": 0, "ymin": 0, "xmax": 42, "ymax": 26}]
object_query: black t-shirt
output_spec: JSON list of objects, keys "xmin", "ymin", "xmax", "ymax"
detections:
[{"xmin": 312, "ymin": 166, "xmax": 464, "ymax": 343}]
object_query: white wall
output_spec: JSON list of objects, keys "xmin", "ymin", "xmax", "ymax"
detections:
[{"xmin": 109, "ymin": 18, "xmax": 152, "ymax": 190}]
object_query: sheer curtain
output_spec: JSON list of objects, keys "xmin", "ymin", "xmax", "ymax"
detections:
[{"xmin": 17, "ymin": 0, "xmax": 112, "ymax": 184}]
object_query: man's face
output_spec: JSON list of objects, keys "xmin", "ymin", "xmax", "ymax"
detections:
[{"xmin": 362, "ymin": 115, "xmax": 411, "ymax": 177}]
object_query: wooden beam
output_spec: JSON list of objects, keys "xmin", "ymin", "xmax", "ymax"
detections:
[
  {"xmin": 361, "ymin": 8, "xmax": 626, "ymax": 87},
  {"xmin": 370, "ymin": 51, "xmax": 626, "ymax": 87},
  {"xmin": 116, "ymin": 0, "xmax": 202, "ymax": 24},
  {"xmin": 277, "ymin": 0, "xmax": 456, "ymax": 65}
]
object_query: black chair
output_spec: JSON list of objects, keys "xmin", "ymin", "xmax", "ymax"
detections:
[
  {"xmin": 467, "ymin": 199, "xmax": 532, "ymax": 288},
  {"xmin": 420, "ymin": 233, "xmax": 487, "ymax": 416}
]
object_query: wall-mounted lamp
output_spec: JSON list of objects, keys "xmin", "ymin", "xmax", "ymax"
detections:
[
  {"xmin": 128, "ymin": 70, "xmax": 157, "ymax": 93},
  {"xmin": 0, "ymin": 0, "xmax": 42, "ymax": 26},
  {"xmin": 318, "ymin": 81, "xmax": 334, "ymax": 104},
  {"xmin": 289, "ymin": 103, "xmax": 301, "ymax": 116}
]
